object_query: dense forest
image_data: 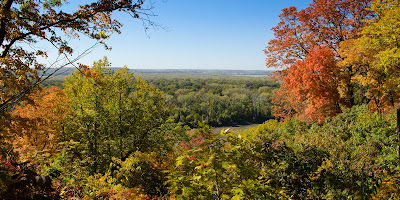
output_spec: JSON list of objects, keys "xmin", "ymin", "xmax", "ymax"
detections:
[
  {"xmin": 1, "ymin": 0, "xmax": 400, "ymax": 199},
  {"xmin": 44, "ymin": 73, "xmax": 279, "ymax": 127},
  {"xmin": 151, "ymin": 76, "xmax": 277, "ymax": 127}
]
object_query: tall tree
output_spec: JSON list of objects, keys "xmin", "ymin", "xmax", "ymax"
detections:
[
  {"xmin": 265, "ymin": 0, "xmax": 373, "ymax": 121},
  {"xmin": 63, "ymin": 58, "xmax": 169, "ymax": 174},
  {"xmin": 339, "ymin": 0, "xmax": 400, "ymax": 112},
  {"xmin": 0, "ymin": 0, "xmax": 155, "ymax": 111},
  {"xmin": 337, "ymin": 0, "xmax": 400, "ymax": 165}
]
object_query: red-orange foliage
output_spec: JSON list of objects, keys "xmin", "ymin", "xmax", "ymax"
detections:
[
  {"xmin": 265, "ymin": 0, "xmax": 371, "ymax": 69},
  {"xmin": 285, "ymin": 46, "xmax": 342, "ymax": 122},
  {"xmin": 9, "ymin": 87, "xmax": 68, "ymax": 162},
  {"xmin": 266, "ymin": 0, "xmax": 373, "ymax": 121}
]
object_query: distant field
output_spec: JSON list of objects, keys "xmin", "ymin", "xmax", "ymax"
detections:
[{"xmin": 212, "ymin": 124, "xmax": 262, "ymax": 134}]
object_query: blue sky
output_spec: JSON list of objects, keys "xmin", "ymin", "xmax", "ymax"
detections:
[{"xmin": 69, "ymin": 0, "xmax": 312, "ymax": 70}]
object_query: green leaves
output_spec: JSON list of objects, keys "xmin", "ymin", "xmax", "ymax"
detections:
[
  {"xmin": 168, "ymin": 126, "xmax": 280, "ymax": 199},
  {"xmin": 148, "ymin": 76, "xmax": 277, "ymax": 127},
  {"xmin": 63, "ymin": 57, "xmax": 170, "ymax": 173}
]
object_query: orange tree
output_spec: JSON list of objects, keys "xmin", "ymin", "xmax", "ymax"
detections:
[{"xmin": 265, "ymin": 0, "xmax": 373, "ymax": 122}]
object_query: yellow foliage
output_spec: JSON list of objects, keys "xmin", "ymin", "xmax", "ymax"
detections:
[
  {"xmin": 373, "ymin": 176, "xmax": 400, "ymax": 200},
  {"xmin": 338, "ymin": 0, "xmax": 400, "ymax": 112}
]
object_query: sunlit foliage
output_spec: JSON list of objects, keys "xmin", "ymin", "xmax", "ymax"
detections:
[
  {"xmin": 168, "ymin": 105, "xmax": 399, "ymax": 199},
  {"xmin": 63, "ymin": 57, "xmax": 170, "ymax": 173},
  {"xmin": 339, "ymin": 0, "xmax": 400, "ymax": 112},
  {"xmin": 265, "ymin": 0, "xmax": 373, "ymax": 121},
  {"xmin": 8, "ymin": 86, "xmax": 68, "ymax": 162}
]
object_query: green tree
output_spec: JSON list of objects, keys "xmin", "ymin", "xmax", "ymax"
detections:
[{"xmin": 63, "ymin": 57, "xmax": 169, "ymax": 174}]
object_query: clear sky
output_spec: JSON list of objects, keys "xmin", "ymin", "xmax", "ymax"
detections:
[{"xmin": 67, "ymin": 0, "xmax": 312, "ymax": 70}]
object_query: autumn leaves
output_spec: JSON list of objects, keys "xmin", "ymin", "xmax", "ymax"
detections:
[{"xmin": 266, "ymin": 0, "xmax": 400, "ymax": 122}]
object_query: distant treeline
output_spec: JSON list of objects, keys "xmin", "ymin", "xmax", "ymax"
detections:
[{"xmin": 39, "ymin": 67, "xmax": 273, "ymax": 77}]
